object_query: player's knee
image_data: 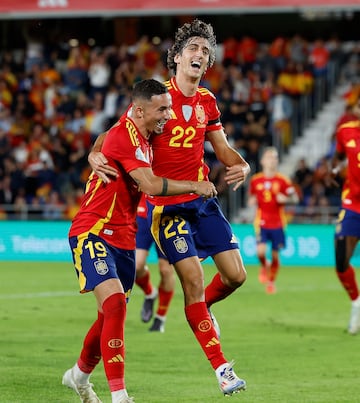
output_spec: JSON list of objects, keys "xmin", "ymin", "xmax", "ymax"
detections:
[{"xmin": 224, "ymin": 268, "xmax": 247, "ymax": 288}]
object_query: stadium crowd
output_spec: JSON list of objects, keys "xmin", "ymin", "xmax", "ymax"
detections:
[{"xmin": 0, "ymin": 30, "xmax": 359, "ymax": 221}]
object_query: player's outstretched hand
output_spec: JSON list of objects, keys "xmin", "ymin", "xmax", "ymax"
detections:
[
  {"xmin": 88, "ymin": 151, "xmax": 119, "ymax": 184},
  {"xmin": 194, "ymin": 181, "xmax": 218, "ymax": 199},
  {"xmin": 324, "ymin": 159, "xmax": 347, "ymax": 188},
  {"xmin": 276, "ymin": 193, "xmax": 288, "ymax": 204},
  {"xmin": 224, "ymin": 164, "xmax": 251, "ymax": 191}
]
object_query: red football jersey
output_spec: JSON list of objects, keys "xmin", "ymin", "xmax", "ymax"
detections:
[
  {"xmin": 336, "ymin": 120, "xmax": 360, "ymax": 213},
  {"xmin": 148, "ymin": 77, "xmax": 222, "ymax": 206},
  {"xmin": 249, "ymin": 172, "xmax": 295, "ymax": 229},
  {"xmin": 137, "ymin": 193, "xmax": 147, "ymax": 219},
  {"xmin": 69, "ymin": 116, "xmax": 151, "ymax": 249}
]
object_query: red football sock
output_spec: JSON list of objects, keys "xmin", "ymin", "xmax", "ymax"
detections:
[
  {"xmin": 185, "ymin": 301, "xmax": 226, "ymax": 370},
  {"xmin": 337, "ymin": 265, "xmax": 359, "ymax": 301},
  {"xmin": 78, "ymin": 311, "xmax": 104, "ymax": 373},
  {"xmin": 268, "ymin": 257, "xmax": 280, "ymax": 282},
  {"xmin": 101, "ymin": 293, "xmax": 127, "ymax": 392},
  {"xmin": 156, "ymin": 287, "xmax": 174, "ymax": 317},
  {"xmin": 135, "ymin": 270, "xmax": 153, "ymax": 296},
  {"xmin": 205, "ymin": 273, "xmax": 235, "ymax": 307},
  {"xmin": 258, "ymin": 255, "xmax": 267, "ymax": 267}
]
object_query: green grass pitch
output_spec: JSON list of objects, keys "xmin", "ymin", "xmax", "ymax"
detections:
[{"xmin": 1, "ymin": 261, "xmax": 359, "ymax": 402}]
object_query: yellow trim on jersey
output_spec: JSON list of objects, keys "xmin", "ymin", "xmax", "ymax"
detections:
[
  {"xmin": 338, "ymin": 120, "xmax": 360, "ymax": 131},
  {"xmin": 198, "ymin": 161, "xmax": 205, "ymax": 181},
  {"xmin": 275, "ymin": 172, "xmax": 291, "ymax": 182},
  {"xmin": 73, "ymin": 232, "xmax": 88, "ymax": 291},
  {"xmin": 197, "ymin": 87, "xmax": 211, "ymax": 96},
  {"xmin": 90, "ymin": 193, "xmax": 117, "ymax": 235},
  {"xmin": 85, "ymin": 174, "xmax": 103, "ymax": 207},
  {"xmin": 73, "ymin": 194, "xmax": 117, "ymax": 292},
  {"xmin": 164, "ymin": 79, "xmax": 173, "ymax": 91},
  {"xmin": 149, "ymin": 205, "xmax": 166, "ymax": 255},
  {"xmin": 251, "ymin": 172, "xmax": 263, "ymax": 181},
  {"xmin": 125, "ymin": 118, "xmax": 140, "ymax": 147}
]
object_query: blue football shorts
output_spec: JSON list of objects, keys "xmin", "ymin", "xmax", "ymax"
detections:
[
  {"xmin": 69, "ymin": 232, "xmax": 136, "ymax": 301},
  {"xmin": 335, "ymin": 208, "xmax": 360, "ymax": 238},
  {"xmin": 256, "ymin": 227, "xmax": 286, "ymax": 251},
  {"xmin": 136, "ymin": 215, "xmax": 167, "ymax": 259},
  {"xmin": 147, "ymin": 197, "xmax": 239, "ymax": 265}
]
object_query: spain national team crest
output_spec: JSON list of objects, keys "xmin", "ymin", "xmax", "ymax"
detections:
[
  {"xmin": 94, "ymin": 259, "xmax": 109, "ymax": 275},
  {"xmin": 195, "ymin": 104, "xmax": 205, "ymax": 124},
  {"xmin": 173, "ymin": 237, "xmax": 188, "ymax": 253}
]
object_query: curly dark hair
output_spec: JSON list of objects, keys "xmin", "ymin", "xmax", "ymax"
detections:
[{"xmin": 167, "ymin": 19, "xmax": 217, "ymax": 74}]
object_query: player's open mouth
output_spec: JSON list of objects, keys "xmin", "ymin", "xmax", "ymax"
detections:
[
  {"xmin": 155, "ymin": 121, "xmax": 166, "ymax": 131},
  {"xmin": 191, "ymin": 61, "xmax": 201, "ymax": 70}
]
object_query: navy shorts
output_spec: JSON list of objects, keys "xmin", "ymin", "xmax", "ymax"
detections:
[
  {"xmin": 147, "ymin": 197, "xmax": 239, "ymax": 265},
  {"xmin": 335, "ymin": 208, "xmax": 360, "ymax": 238},
  {"xmin": 256, "ymin": 227, "xmax": 286, "ymax": 251},
  {"xmin": 136, "ymin": 215, "xmax": 167, "ymax": 259},
  {"xmin": 69, "ymin": 233, "xmax": 136, "ymax": 301}
]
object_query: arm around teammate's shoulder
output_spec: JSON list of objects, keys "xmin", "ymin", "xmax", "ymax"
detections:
[
  {"xmin": 88, "ymin": 131, "xmax": 119, "ymax": 184},
  {"xmin": 129, "ymin": 167, "xmax": 217, "ymax": 198}
]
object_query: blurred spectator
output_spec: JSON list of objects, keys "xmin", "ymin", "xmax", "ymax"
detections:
[
  {"xmin": 292, "ymin": 158, "xmax": 314, "ymax": 205},
  {"xmin": 43, "ymin": 190, "xmax": 65, "ymax": 220},
  {"xmin": 309, "ymin": 39, "xmax": 330, "ymax": 78},
  {"xmin": 267, "ymin": 84, "xmax": 293, "ymax": 152},
  {"xmin": 84, "ymin": 91, "xmax": 108, "ymax": 143},
  {"xmin": 63, "ymin": 46, "xmax": 89, "ymax": 95},
  {"xmin": 0, "ymin": 127, "xmax": 11, "ymax": 166},
  {"xmin": 222, "ymin": 36, "xmax": 238, "ymax": 66},
  {"xmin": 0, "ymin": 78, "xmax": 13, "ymax": 109},
  {"xmin": 246, "ymin": 89, "xmax": 271, "ymax": 146},
  {"xmin": 238, "ymin": 35, "xmax": 258, "ymax": 72},
  {"xmin": 268, "ymin": 36, "xmax": 287, "ymax": 74},
  {"xmin": 23, "ymin": 22, "xmax": 44, "ymax": 73},
  {"xmin": 228, "ymin": 65, "xmax": 251, "ymax": 103},
  {"xmin": 88, "ymin": 49, "xmax": 111, "ymax": 99},
  {"xmin": 287, "ymin": 34, "xmax": 308, "ymax": 65},
  {"xmin": 0, "ymin": 175, "xmax": 14, "ymax": 205}
]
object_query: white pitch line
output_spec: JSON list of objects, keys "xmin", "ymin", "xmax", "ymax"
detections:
[
  {"xmin": 0, "ymin": 291, "xmax": 78, "ymax": 300},
  {"xmin": 0, "ymin": 289, "xmax": 146, "ymax": 300}
]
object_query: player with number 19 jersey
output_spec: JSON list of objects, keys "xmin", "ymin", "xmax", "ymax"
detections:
[
  {"xmin": 69, "ymin": 116, "xmax": 151, "ymax": 250},
  {"xmin": 148, "ymin": 77, "xmax": 222, "ymax": 206}
]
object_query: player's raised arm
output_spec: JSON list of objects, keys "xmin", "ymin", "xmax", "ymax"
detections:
[{"xmin": 206, "ymin": 129, "xmax": 251, "ymax": 190}]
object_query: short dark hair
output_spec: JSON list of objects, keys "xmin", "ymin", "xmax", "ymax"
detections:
[
  {"xmin": 132, "ymin": 79, "xmax": 168, "ymax": 101},
  {"xmin": 167, "ymin": 19, "xmax": 217, "ymax": 74}
]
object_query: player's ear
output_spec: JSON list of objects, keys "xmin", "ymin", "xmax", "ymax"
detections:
[{"xmin": 133, "ymin": 104, "xmax": 144, "ymax": 118}]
